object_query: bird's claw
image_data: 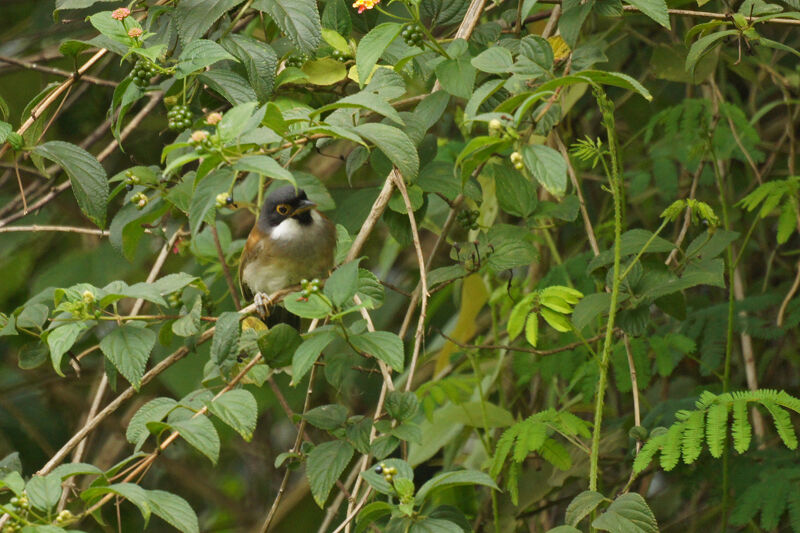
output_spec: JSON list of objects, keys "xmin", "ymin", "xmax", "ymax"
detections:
[{"xmin": 254, "ymin": 292, "xmax": 272, "ymax": 320}]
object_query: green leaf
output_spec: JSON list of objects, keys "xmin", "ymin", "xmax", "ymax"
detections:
[
  {"xmin": 559, "ymin": 0, "xmax": 595, "ymax": 48},
  {"xmin": 435, "ymin": 57, "xmax": 477, "ymax": 100},
  {"xmin": 221, "ymin": 34, "xmax": 277, "ymax": 102},
  {"xmin": 522, "ymin": 144, "xmax": 567, "ymax": 197},
  {"xmin": 82, "ymin": 483, "xmax": 151, "ymax": 524},
  {"xmin": 171, "ymin": 416, "xmax": 221, "ymax": 464},
  {"xmin": 232, "ymin": 155, "xmax": 296, "ymax": 185},
  {"xmin": 197, "ymin": 70, "xmax": 258, "ymax": 105},
  {"xmin": 0, "ymin": 121, "xmax": 12, "ymax": 144},
  {"xmin": 146, "ymin": 490, "xmax": 200, "ymax": 533},
  {"xmin": 33, "ymin": 141, "xmax": 108, "ymax": 228},
  {"xmin": 450, "ymin": 401, "xmax": 515, "ymax": 428},
  {"xmin": 625, "ymin": 0, "xmax": 670, "ymax": 28},
  {"xmin": 207, "ymin": 389, "xmax": 258, "ymax": 441},
  {"xmin": 292, "ymin": 328, "xmax": 337, "ymax": 384},
  {"xmin": 471, "ymin": 47, "xmax": 514, "ymax": 73},
  {"xmin": 283, "ymin": 293, "xmax": 332, "ymax": 319},
  {"xmin": 126, "ymin": 397, "xmax": 177, "ymax": 446},
  {"xmin": 257, "ymin": 323, "xmax": 303, "ymax": 367},
  {"xmin": 304, "ymin": 404, "xmax": 348, "ymax": 430},
  {"xmin": 354, "ymin": 123, "xmax": 419, "ymax": 180},
  {"xmin": 175, "ymin": 0, "xmax": 244, "ymax": 45},
  {"xmin": 356, "ymin": 502, "xmax": 393, "ymax": 533},
  {"xmin": 306, "ymin": 440, "xmax": 354, "ymax": 507},
  {"xmin": 525, "ymin": 313, "xmax": 539, "ymax": 347},
  {"xmin": 592, "ymin": 493, "xmax": 659, "ymax": 533},
  {"xmin": 176, "ymin": 39, "xmax": 238, "ymax": 79},
  {"xmin": 566, "ymin": 491, "xmax": 606, "ymax": 526},
  {"xmin": 322, "ymin": 0, "xmax": 352, "ymax": 37},
  {"xmin": 189, "ymin": 168, "xmax": 234, "ymax": 235},
  {"xmin": 302, "ymin": 58, "xmax": 348, "ymax": 85},
  {"xmin": 173, "ymin": 297, "xmax": 202, "ymax": 337},
  {"xmin": 324, "ymin": 260, "xmax": 361, "ymax": 308},
  {"xmin": 17, "ymin": 304, "xmax": 49, "ymax": 330},
  {"xmin": 210, "ymin": 312, "xmax": 240, "ymax": 365},
  {"xmin": 47, "ymin": 323, "xmax": 88, "ymax": 377},
  {"xmin": 88, "ymin": 11, "xmax": 141, "ymax": 46},
  {"xmin": 494, "ymin": 164, "xmax": 537, "ymax": 217},
  {"xmin": 99, "ymin": 323, "xmax": 155, "ymax": 389},
  {"xmin": 385, "ymin": 391, "xmax": 419, "ymax": 422},
  {"xmin": 588, "ymin": 229, "xmax": 675, "ymax": 272},
  {"xmin": 26, "ymin": 474, "xmax": 61, "ymax": 511},
  {"xmin": 355, "ymin": 23, "xmax": 403, "ymax": 86},
  {"xmin": 349, "ymin": 331, "xmax": 404, "ymax": 372},
  {"xmin": 415, "ymin": 470, "xmax": 498, "ymax": 505},
  {"xmin": 254, "ymin": 0, "xmax": 322, "ymax": 54},
  {"xmin": 314, "ymin": 91, "xmax": 404, "ymax": 126},
  {"xmin": 686, "ymin": 31, "xmax": 737, "ymax": 74}
]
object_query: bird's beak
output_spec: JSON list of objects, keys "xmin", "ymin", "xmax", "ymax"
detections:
[{"xmin": 292, "ymin": 198, "xmax": 316, "ymax": 216}]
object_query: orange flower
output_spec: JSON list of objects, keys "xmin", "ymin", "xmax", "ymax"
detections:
[
  {"xmin": 127, "ymin": 27, "xmax": 143, "ymax": 38},
  {"xmin": 352, "ymin": 0, "xmax": 380, "ymax": 14},
  {"xmin": 111, "ymin": 7, "xmax": 131, "ymax": 20}
]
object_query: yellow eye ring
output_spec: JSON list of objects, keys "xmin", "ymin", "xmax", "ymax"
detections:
[{"xmin": 276, "ymin": 204, "xmax": 290, "ymax": 215}]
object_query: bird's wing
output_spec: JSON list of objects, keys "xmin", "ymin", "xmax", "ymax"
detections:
[{"xmin": 238, "ymin": 226, "xmax": 266, "ymax": 302}]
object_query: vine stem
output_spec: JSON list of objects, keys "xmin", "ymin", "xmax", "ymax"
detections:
[{"xmin": 588, "ymin": 88, "xmax": 624, "ymax": 492}]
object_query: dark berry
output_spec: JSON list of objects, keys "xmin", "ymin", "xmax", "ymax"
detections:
[
  {"xmin": 374, "ymin": 465, "xmax": 383, "ymax": 474},
  {"xmin": 226, "ymin": 195, "xmax": 234, "ymax": 205},
  {"xmin": 126, "ymin": 183, "xmax": 134, "ymax": 191}
]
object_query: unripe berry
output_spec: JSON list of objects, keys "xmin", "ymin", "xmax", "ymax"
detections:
[{"xmin": 215, "ymin": 192, "xmax": 229, "ymax": 208}]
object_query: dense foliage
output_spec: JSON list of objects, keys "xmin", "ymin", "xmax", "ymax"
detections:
[{"xmin": 0, "ymin": 0, "xmax": 799, "ymax": 532}]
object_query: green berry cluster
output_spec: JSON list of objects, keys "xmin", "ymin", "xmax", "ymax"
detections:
[
  {"xmin": 401, "ymin": 24, "xmax": 425, "ymax": 47},
  {"xmin": 284, "ymin": 54, "xmax": 309, "ymax": 68},
  {"xmin": 124, "ymin": 169, "xmax": 140, "ymax": 191},
  {"xmin": 215, "ymin": 192, "xmax": 234, "ymax": 208},
  {"xmin": 131, "ymin": 192, "xmax": 148, "ymax": 209},
  {"xmin": 331, "ymin": 49, "xmax": 350, "ymax": 63},
  {"xmin": 457, "ymin": 209, "xmax": 480, "ymax": 230},
  {"xmin": 298, "ymin": 278, "xmax": 321, "ymax": 300},
  {"xmin": 167, "ymin": 105, "xmax": 192, "ymax": 131},
  {"xmin": 510, "ymin": 151, "xmax": 524, "ymax": 170},
  {"xmin": 374, "ymin": 462, "xmax": 398, "ymax": 483},
  {"xmin": 3, "ymin": 493, "xmax": 30, "ymax": 532},
  {"xmin": 130, "ymin": 59, "xmax": 158, "ymax": 87}
]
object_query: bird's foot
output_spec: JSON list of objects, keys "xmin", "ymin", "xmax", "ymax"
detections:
[{"xmin": 254, "ymin": 292, "xmax": 272, "ymax": 320}]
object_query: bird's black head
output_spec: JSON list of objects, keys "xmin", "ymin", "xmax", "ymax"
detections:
[{"xmin": 259, "ymin": 186, "xmax": 316, "ymax": 228}]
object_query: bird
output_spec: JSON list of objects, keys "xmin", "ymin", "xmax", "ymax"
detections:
[{"xmin": 238, "ymin": 185, "xmax": 336, "ymax": 324}]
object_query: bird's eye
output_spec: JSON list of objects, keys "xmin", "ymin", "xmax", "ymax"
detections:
[{"xmin": 276, "ymin": 204, "xmax": 290, "ymax": 215}]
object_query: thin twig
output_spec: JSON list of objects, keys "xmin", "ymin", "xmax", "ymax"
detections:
[
  {"xmin": 665, "ymin": 162, "xmax": 706, "ymax": 266},
  {"xmin": 623, "ymin": 335, "xmax": 642, "ymax": 453},
  {"xmin": 0, "ymin": 54, "xmax": 117, "ymax": 87},
  {"xmin": 0, "ymin": 225, "xmax": 109, "ymax": 236},
  {"xmin": 777, "ymin": 260, "xmax": 800, "ymax": 327},
  {"xmin": 212, "ymin": 224, "xmax": 242, "ymax": 310},
  {"xmin": 439, "ymin": 329, "xmax": 607, "ymax": 355},
  {"xmin": 393, "ymin": 174, "xmax": 428, "ymax": 392},
  {"xmin": 554, "ymin": 132, "xmax": 599, "ymax": 255}
]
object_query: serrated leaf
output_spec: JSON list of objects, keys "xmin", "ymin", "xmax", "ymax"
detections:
[
  {"xmin": 355, "ymin": 23, "xmax": 403, "ymax": 86},
  {"xmin": 175, "ymin": 0, "xmax": 243, "ymax": 45},
  {"xmin": 522, "ymin": 144, "xmax": 567, "ymax": 197},
  {"xmin": 292, "ymin": 329, "xmax": 337, "ymax": 384},
  {"xmin": 171, "ymin": 416, "xmax": 221, "ymax": 464},
  {"xmin": 354, "ymin": 122, "xmax": 419, "ymax": 180},
  {"xmin": 306, "ymin": 440, "xmax": 354, "ymax": 507},
  {"xmin": 99, "ymin": 323, "xmax": 155, "ymax": 389},
  {"xmin": 254, "ymin": 0, "xmax": 321, "ymax": 54},
  {"xmin": 349, "ymin": 330, "xmax": 404, "ymax": 372},
  {"xmin": 324, "ymin": 260, "xmax": 361, "ymax": 308},
  {"xmin": 207, "ymin": 389, "xmax": 257, "ymax": 441},
  {"xmin": 47, "ymin": 323, "xmax": 88, "ymax": 377},
  {"xmin": 625, "ymin": 0, "xmax": 670, "ymax": 28},
  {"xmin": 146, "ymin": 489, "xmax": 199, "ymax": 533},
  {"xmin": 127, "ymin": 398, "xmax": 178, "ymax": 446},
  {"xmin": 33, "ymin": 141, "xmax": 108, "ymax": 228},
  {"xmin": 210, "ymin": 312, "xmax": 240, "ymax": 365},
  {"xmin": 26, "ymin": 474, "xmax": 61, "ymax": 511},
  {"xmin": 415, "ymin": 470, "xmax": 498, "ymax": 504},
  {"xmin": 566, "ymin": 491, "xmax": 606, "ymax": 526},
  {"xmin": 175, "ymin": 39, "xmax": 238, "ymax": 79},
  {"xmin": 592, "ymin": 493, "xmax": 659, "ymax": 533}
]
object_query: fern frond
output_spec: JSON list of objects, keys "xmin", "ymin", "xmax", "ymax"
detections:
[
  {"xmin": 787, "ymin": 490, "xmax": 800, "ymax": 533},
  {"xmin": 507, "ymin": 460, "xmax": 521, "ymax": 506},
  {"xmin": 633, "ymin": 431, "xmax": 667, "ymax": 474},
  {"xmin": 731, "ymin": 398, "xmax": 752, "ymax": 454},
  {"xmin": 760, "ymin": 478, "xmax": 789, "ymax": 531},
  {"xmin": 682, "ymin": 410, "xmax": 705, "ymax": 464},
  {"xmin": 778, "ymin": 390, "xmax": 800, "ymax": 415},
  {"xmin": 731, "ymin": 483, "xmax": 766, "ymax": 526},
  {"xmin": 513, "ymin": 420, "xmax": 547, "ymax": 463},
  {"xmin": 556, "ymin": 411, "xmax": 592, "ymax": 439},
  {"xmin": 762, "ymin": 400, "xmax": 799, "ymax": 450},
  {"xmin": 660, "ymin": 423, "xmax": 683, "ymax": 471},
  {"xmin": 539, "ymin": 438, "xmax": 571, "ymax": 471},
  {"xmin": 490, "ymin": 425, "xmax": 518, "ymax": 477},
  {"xmin": 706, "ymin": 401, "xmax": 729, "ymax": 458}
]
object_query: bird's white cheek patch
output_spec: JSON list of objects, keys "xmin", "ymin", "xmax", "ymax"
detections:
[{"xmin": 270, "ymin": 218, "xmax": 305, "ymax": 241}]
